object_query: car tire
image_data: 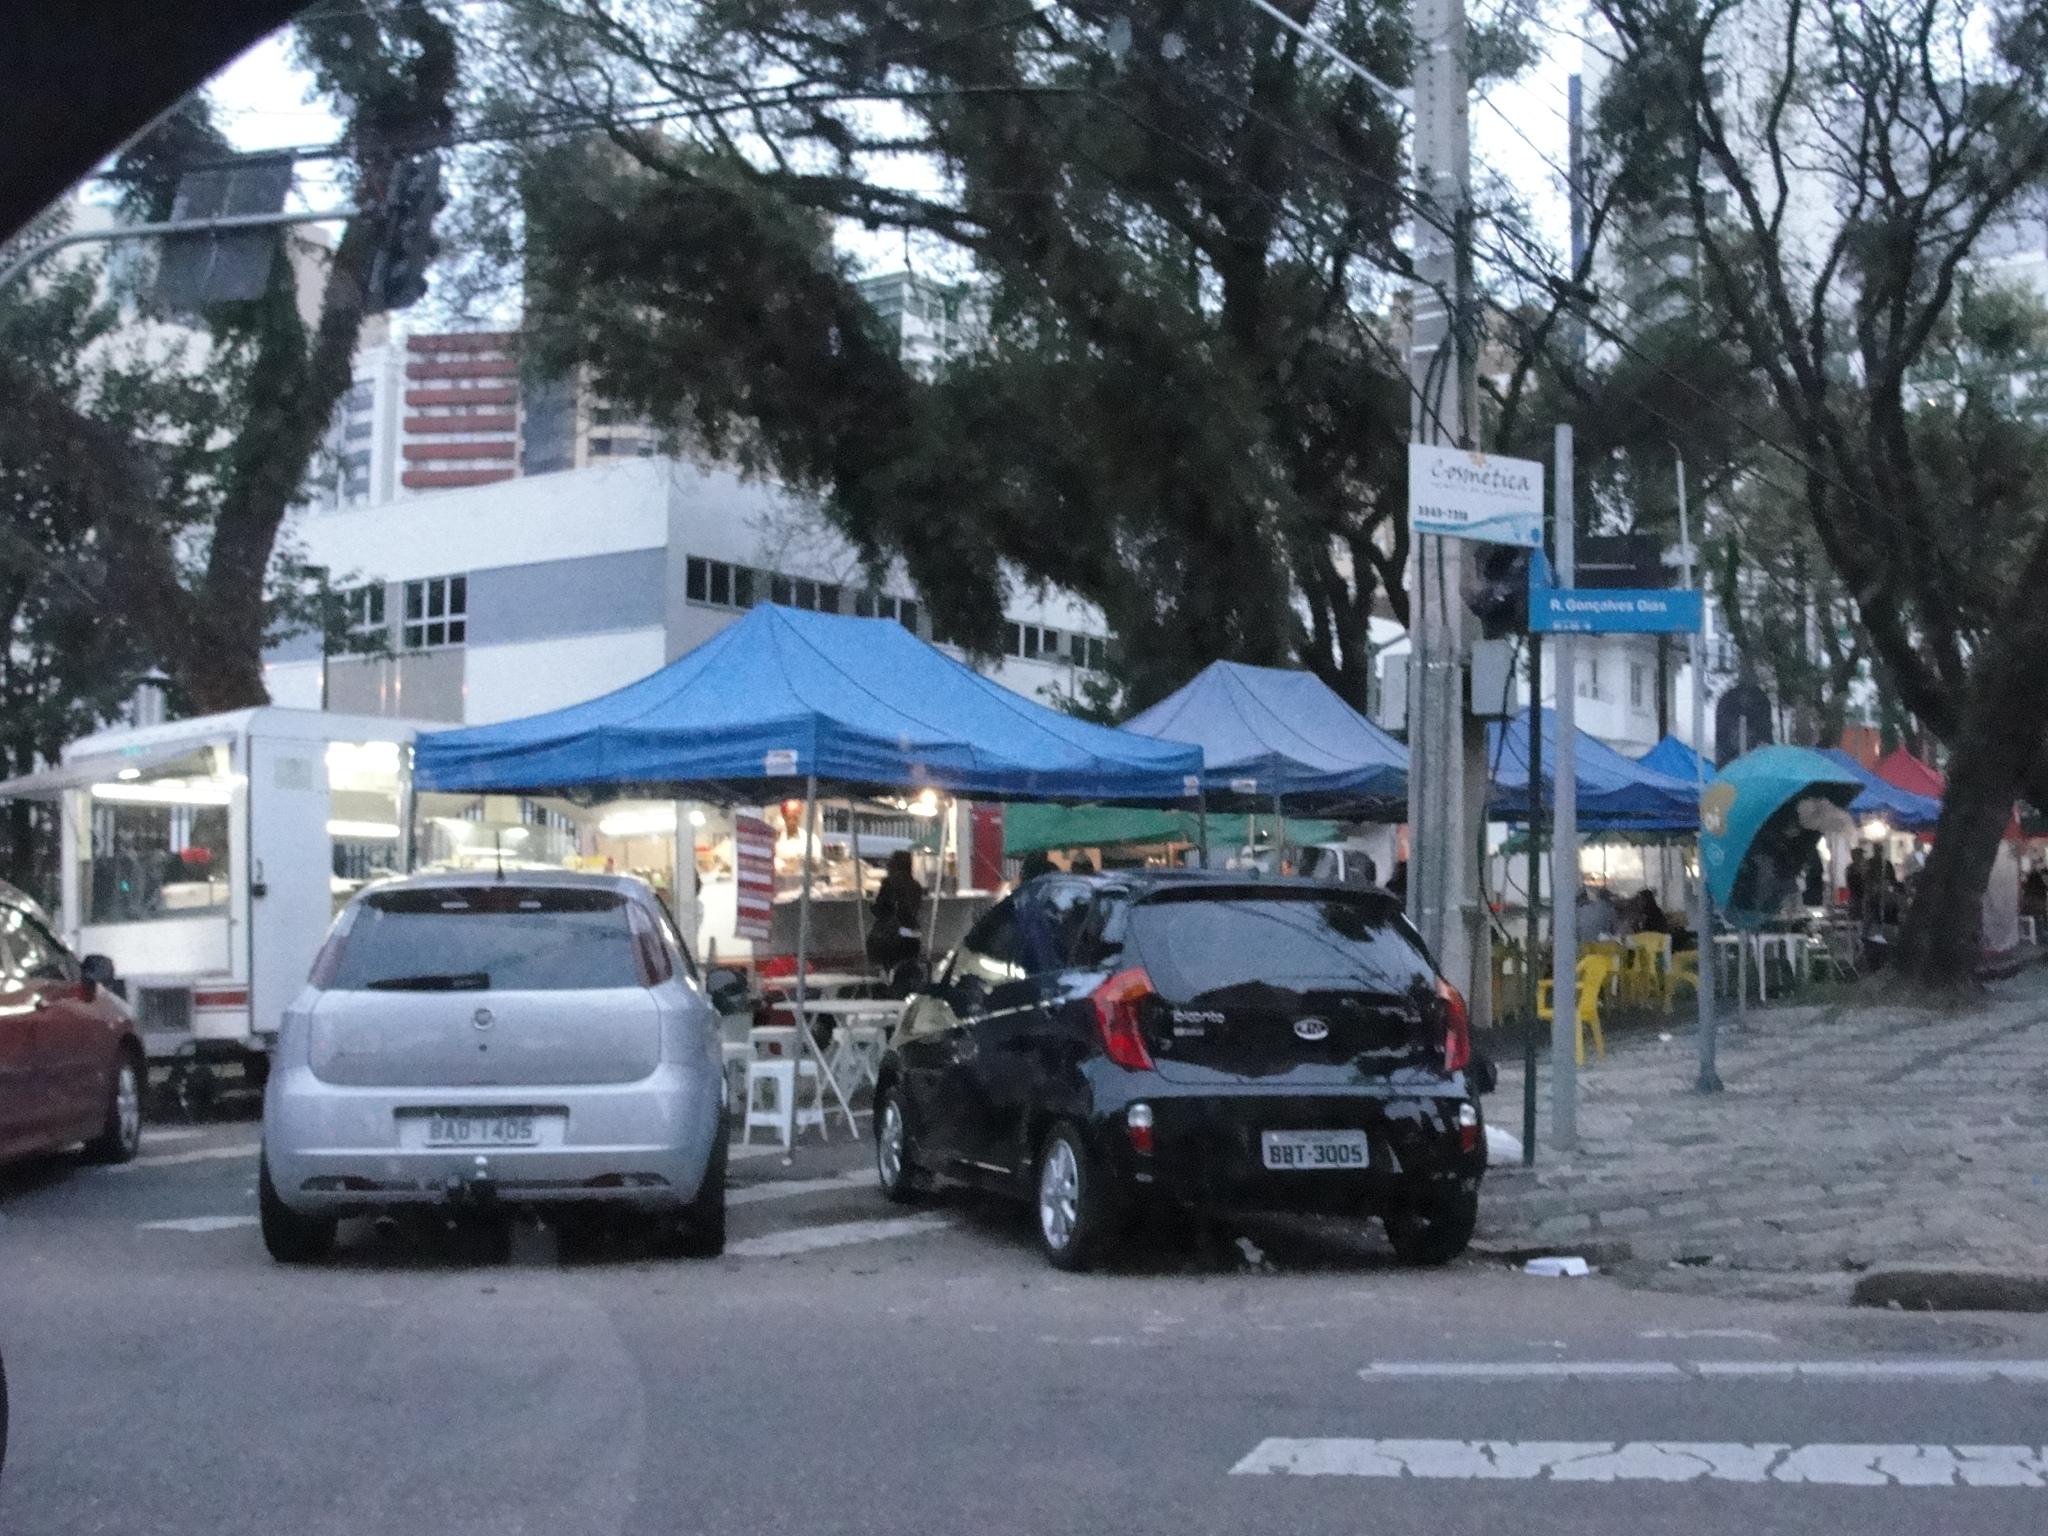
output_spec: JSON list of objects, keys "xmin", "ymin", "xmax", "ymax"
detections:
[
  {"xmin": 670, "ymin": 1115, "xmax": 728, "ymax": 1259},
  {"xmin": 80, "ymin": 1051, "xmax": 144, "ymax": 1165},
  {"xmin": 874, "ymin": 1087, "xmax": 928, "ymax": 1204},
  {"xmin": 1382, "ymin": 1187, "xmax": 1479, "ymax": 1266},
  {"xmin": 259, "ymin": 1154, "xmax": 337, "ymax": 1264},
  {"xmin": 1034, "ymin": 1121, "xmax": 1118, "ymax": 1272},
  {"xmin": 242, "ymin": 1050, "xmax": 271, "ymax": 1091}
]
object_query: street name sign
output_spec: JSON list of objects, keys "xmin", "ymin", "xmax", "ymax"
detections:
[
  {"xmin": 1527, "ymin": 552, "xmax": 1703, "ymax": 634},
  {"xmin": 1407, "ymin": 443, "xmax": 1543, "ymax": 547}
]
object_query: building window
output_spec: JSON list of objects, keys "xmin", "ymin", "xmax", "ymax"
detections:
[
  {"xmin": 344, "ymin": 584, "xmax": 385, "ymax": 638},
  {"xmin": 1629, "ymin": 662, "xmax": 1646, "ymax": 709},
  {"xmin": 1579, "ymin": 654, "xmax": 1601, "ymax": 700},
  {"xmin": 688, "ymin": 557, "xmax": 767, "ymax": 611},
  {"xmin": 402, "ymin": 575, "xmax": 466, "ymax": 650},
  {"xmin": 1086, "ymin": 636, "xmax": 1110, "ymax": 671}
]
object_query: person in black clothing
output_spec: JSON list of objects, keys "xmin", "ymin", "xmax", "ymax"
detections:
[
  {"xmin": 866, "ymin": 849, "xmax": 925, "ymax": 976},
  {"xmin": 1019, "ymin": 850, "xmax": 1057, "ymax": 882},
  {"xmin": 1845, "ymin": 847, "xmax": 1868, "ymax": 915}
]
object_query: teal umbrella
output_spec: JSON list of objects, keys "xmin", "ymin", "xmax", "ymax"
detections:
[{"xmin": 1700, "ymin": 745, "xmax": 1863, "ymax": 929}]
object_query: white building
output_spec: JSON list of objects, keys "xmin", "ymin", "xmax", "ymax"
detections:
[
  {"xmin": 265, "ymin": 455, "xmax": 1114, "ymax": 726},
  {"xmin": 855, "ymin": 270, "xmax": 986, "ymax": 377}
]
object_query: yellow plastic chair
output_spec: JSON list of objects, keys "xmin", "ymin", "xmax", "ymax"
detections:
[
  {"xmin": 1668, "ymin": 947, "xmax": 1701, "ymax": 1003},
  {"xmin": 1536, "ymin": 953, "xmax": 1613, "ymax": 1063},
  {"xmin": 1621, "ymin": 932, "xmax": 1673, "ymax": 1009}
]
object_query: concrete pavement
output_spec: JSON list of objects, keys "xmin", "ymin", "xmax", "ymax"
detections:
[
  {"xmin": 6, "ymin": 1108, "xmax": 2048, "ymax": 1534},
  {"xmin": 1479, "ymin": 967, "xmax": 2048, "ymax": 1298}
]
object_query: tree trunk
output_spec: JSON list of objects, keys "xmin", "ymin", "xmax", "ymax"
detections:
[{"xmin": 1894, "ymin": 532, "xmax": 2048, "ymax": 986}]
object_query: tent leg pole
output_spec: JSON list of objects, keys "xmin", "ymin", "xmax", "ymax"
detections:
[
  {"xmin": 850, "ymin": 803, "xmax": 867, "ymax": 974},
  {"xmin": 1196, "ymin": 790, "xmax": 1210, "ymax": 868},
  {"xmin": 926, "ymin": 799, "xmax": 951, "ymax": 956},
  {"xmin": 791, "ymin": 775, "xmax": 817, "ymax": 1164},
  {"xmin": 1273, "ymin": 792, "xmax": 1287, "ymax": 873}
]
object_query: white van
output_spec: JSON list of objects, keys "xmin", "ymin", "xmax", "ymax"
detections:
[{"xmin": 0, "ymin": 709, "xmax": 430, "ymax": 1080}]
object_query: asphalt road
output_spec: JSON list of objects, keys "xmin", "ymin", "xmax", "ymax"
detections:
[{"xmin": 4, "ymin": 1108, "xmax": 2048, "ymax": 1535}]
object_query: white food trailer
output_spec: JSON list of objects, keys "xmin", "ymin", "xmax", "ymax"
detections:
[{"xmin": 0, "ymin": 709, "xmax": 431, "ymax": 1078}]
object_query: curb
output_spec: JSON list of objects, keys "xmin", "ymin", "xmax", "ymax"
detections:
[{"xmin": 1851, "ymin": 1266, "xmax": 2048, "ymax": 1313}]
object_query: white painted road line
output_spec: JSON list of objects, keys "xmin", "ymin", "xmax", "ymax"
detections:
[
  {"xmin": 1232, "ymin": 1439, "xmax": 2048, "ymax": 1486},
  {"xmin": 1695, "ymin": 1360, "xmax": 2048, "ymax": 1382},
  {"xmin": 728, "ymin": 1171, "xmax": 872, "ymax": 1207},
  {"xmin": 727, "ymin": 1215, "xmax": 950, "ymax": 1259},
  {"xmin": 138, "ymin": 1127, "xmax": 209, "ymax": 1144},
  {"xmin": 100, "ymin": 1144, "xmax": 259, "ymax": 1172},
  {"xmin": 1362, "ymin": 1359, "xmax": 2048, "ymax": 1384},
  {"xmin": 138, "ymin": 1215, "xmax": 260, "ymax": 1233},
  {"xmin": 1365, "ymin": 1362, "xmax": 1687, "ymax": 1380}
]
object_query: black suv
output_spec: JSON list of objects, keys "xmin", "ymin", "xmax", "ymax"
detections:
[{"xmin": 873, "ymin": 871, "xmax": 1486, "ymax": 1270}]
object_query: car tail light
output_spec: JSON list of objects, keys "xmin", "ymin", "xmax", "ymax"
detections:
[
  {"xmin": 1456, "ymin": 1100, "xmax": 1481, "ymax": 1154},
  {"xmin": 1092, "ymin": 967, "xmax": 1156, "ymax": 1071},
  {"xmin": 1437, "ymin": 977, "xmax": 1470, "ymax": 1073},
  {"xmin": 1126, "ymin": 1102, "xmax": 1155, "ymax": 1155},
  {"xmin": 307, "ymin": 906, "xmax": 359, "ymax": 988}
]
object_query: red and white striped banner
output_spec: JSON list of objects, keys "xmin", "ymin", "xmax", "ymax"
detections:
[{"xmin": 734, "ymin": 813, "xmax": 775, "ymax": 940}]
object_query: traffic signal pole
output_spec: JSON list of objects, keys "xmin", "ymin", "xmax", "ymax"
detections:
[{"xmin": 0, "ymin": 206, "xmax": 355, "ymax": 293}]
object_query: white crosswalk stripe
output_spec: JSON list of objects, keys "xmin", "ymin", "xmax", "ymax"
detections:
[
  {"xmin": 1361, "ymin": 1359, "xmax": 2048, "ymax": 1384},
  {"xmin": 1232, "ymin": 1439, "xmax": 2048, "ymax": 1486}
]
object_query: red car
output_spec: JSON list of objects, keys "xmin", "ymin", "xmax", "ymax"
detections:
[{"xmin": 0, "ymin": 879, "xmax": 145, "ymax": 1166}]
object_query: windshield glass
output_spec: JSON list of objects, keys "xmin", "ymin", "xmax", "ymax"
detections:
[
  {"xmin": 1128, "ymin": 893, "xmax": 1434, "ymax": 1005},
  {"xmin": 323, "ymin": 886, "xmax": 641, "ymax": 991}
]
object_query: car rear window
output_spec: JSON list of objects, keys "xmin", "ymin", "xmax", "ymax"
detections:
[
  {"xmin": 320, "ymin": 886, "xmax": 644, "ymax": 992},
  {"xmin": 1126, "ymin": 891, "xmax": 1434, "ymax": 1003}
]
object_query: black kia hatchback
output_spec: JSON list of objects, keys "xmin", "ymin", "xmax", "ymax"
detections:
[{"xmin": 872, "ymin": 870, "xmax": 1486, "ymax": 1270}]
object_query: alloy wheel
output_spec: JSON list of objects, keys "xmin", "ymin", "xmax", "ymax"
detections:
[
  {"xmin": 878, "ymin": 1098, "xmax": 906, "ymax": 1189},
  {"xmin": 116, "ymin": 1063, "xmax": 142, "ymax": 1152},
  {"xmin": 1038, "ymin": 1137, "xmax": 1080, "ymax": 1252}
]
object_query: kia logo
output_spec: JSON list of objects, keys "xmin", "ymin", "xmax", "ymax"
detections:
[{"xmin": 1293, "ymin": 1017, "xmax": 1330, "ymax": 1042}]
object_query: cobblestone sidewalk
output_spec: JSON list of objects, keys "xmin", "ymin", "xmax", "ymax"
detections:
[{"xmin": 1477, "ymin": 966, "xmax": 2048, "ymax": 1298}]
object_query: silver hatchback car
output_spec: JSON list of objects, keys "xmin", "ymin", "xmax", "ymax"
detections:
[{"xmin": 260, "ymin": 871, "xmax": 726, "ymax": 1262}]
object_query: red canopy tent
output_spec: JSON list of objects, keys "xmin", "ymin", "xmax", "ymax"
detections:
[{"xmin": 1875, "ymin": 747, "xmax": 1946, "ymax": 798}]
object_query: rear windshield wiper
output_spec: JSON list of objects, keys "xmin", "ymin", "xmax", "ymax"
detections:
[{"xmin": 362, "ymin": 971, "xmax": 490, "ymax": 991}]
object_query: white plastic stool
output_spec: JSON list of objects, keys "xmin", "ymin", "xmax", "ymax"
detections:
[{"xmin": 742, "ymin": 1058, "xmax": 827, "ymax": 1149}]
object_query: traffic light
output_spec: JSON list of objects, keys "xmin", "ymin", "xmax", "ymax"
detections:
[
  {"xmin": 1466, "ymin": 543, "xmax": 1531, "ymax": 639},
  {"xmin": 365, "ymin": 154, "xmax": 443, "ymax": 314}
]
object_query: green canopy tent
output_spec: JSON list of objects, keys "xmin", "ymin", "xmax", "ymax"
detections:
[{"xmin": 1002, "ymin": 802, "xmax": 1337, "ymax": 858}]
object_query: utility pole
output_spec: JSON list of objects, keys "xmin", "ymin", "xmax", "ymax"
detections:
[
  {"xmin": 1549, "ymin": 425, "xmax": 1579, "ymax": 1151},
  {"xmin": 1677, "ymin": 452, "xmax": 1722, "ymax": 1091},
  {"xmin": 1406, "ymin": 0, "xmax": 1482, "ymax": 1014}
]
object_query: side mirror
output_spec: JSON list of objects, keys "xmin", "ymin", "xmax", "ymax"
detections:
[
  {"xmin": 950, "ymin": 974, "xmax": 990, "ymax": 1017},
  {"xmin": 79, "ymin": 958, "xmax": 117, "ymax": 1003},
  {"xmin": 703, "ymin": 966, "xmax": 750, "ymax": 1012}
]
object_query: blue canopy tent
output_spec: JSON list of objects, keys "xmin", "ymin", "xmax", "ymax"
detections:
[
  {"xmin": 1120, "ymin": 660, "xmax": 1408, "ymax": 813},
  {"xmin": 1700, "ymin": 746, "xmax": 1863, "ymax": 926},
  {"xmin": 1488, "ymin": 709, "xmax": 1700, "ymax": 830},
  {"xmin": 1637, "ymin": 735, "xmax": 1708, "ymax": 784},
  {"xmin": 413, "ymin": 605, "xmax": 1203, "ymax": 1136},
  {"xmin": 1816, "ymin": 748, "xmax": 1942, "ymax": 832},
  {"xmin": 415, "ymin": 604, "xmax": 1202, "ymax": 804}
]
